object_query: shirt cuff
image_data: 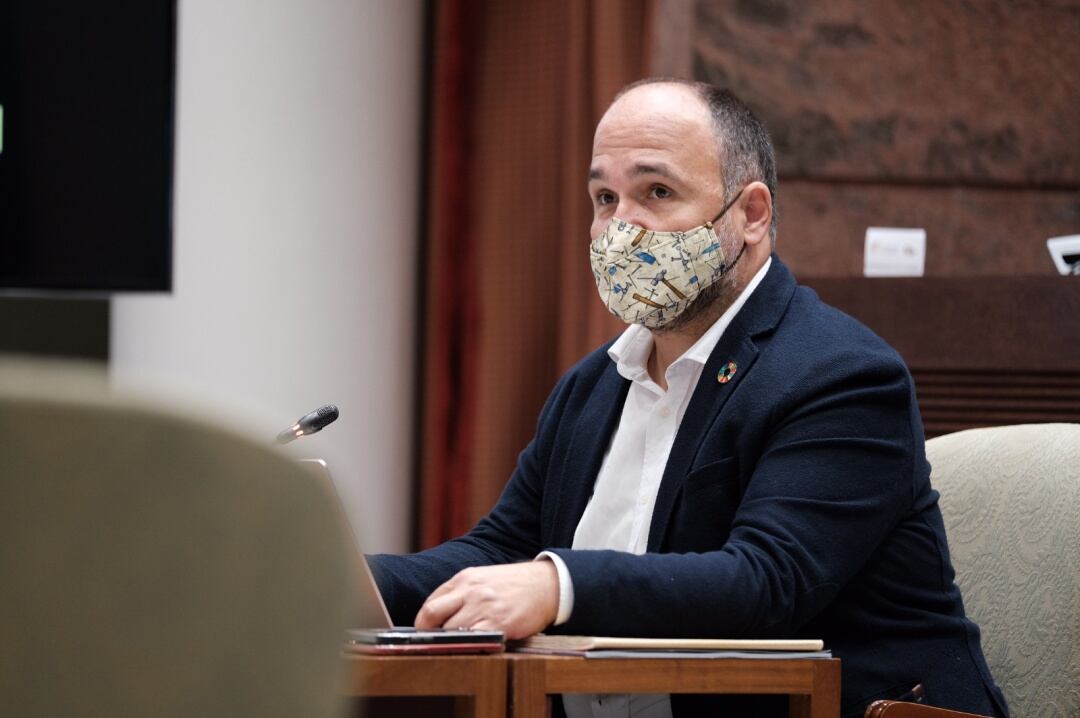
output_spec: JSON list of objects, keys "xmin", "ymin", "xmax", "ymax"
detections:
[{"xmin": 535, "ymin": 550, "xmax": 574, "ymax": 626}]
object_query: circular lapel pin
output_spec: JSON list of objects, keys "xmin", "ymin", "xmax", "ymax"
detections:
[{"xmin": 717, "ymin": 360, "xmax": 737, "ymax": 384}]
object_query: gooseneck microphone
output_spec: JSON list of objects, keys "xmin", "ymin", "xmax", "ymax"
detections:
[{"xmin": 276, "ymin": 404, "xmax": 339, "ymax": 444}]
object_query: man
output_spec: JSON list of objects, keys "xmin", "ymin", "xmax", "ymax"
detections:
[{"xmin": 370, "ymin": 79, "xmax": 1008, "ymax": 717}]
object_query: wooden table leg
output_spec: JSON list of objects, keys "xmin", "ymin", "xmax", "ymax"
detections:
[
  {"xmin": 510, "ymin": 657, "xmax": 549, "ymax": 718},
  {"xmin": 812, "ymin": 657, "xmax": 841, "ymax": 718},
  {"xmin": 472, "ymin": 656, "xmax": 508, "ymax": 718},
  {"xmin": 790, "ymin": 658, "xmax": 841, "ymax": 718}
]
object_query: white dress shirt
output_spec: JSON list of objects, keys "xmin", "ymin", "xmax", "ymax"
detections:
[{"xmin": 544, "ymin": 258, "xmax": 771, "ymax": 718}]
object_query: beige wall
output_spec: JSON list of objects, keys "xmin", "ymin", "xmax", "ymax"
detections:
[{"xmin": 111, "ymin": 0, "xmax": 424, "ymax": 553}]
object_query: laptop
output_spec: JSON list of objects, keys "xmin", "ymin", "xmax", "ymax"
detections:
[{"xmin": 299, "ymin": 460, "xmax": 505, "ymax": 654}]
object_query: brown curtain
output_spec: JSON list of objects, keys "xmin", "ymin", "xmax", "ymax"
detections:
[{"xmin": 419, "ymin": 0, "xmax": 654, "ymax": 548}]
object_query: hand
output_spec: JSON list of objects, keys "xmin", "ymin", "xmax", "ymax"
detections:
[{"xmin": 414, "ymin": 561, "xmax": 559, "ymax": 640}]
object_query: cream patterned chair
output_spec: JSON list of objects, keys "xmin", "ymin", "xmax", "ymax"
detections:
[
  {"xmin": 866, "ymin": 423, "xmax": 1080, "ymax": 718},
  {"xmin": 0, "ymin": 360, "xmax": 360, "ymax": 718}
]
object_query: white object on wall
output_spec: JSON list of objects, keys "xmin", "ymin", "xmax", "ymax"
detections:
[
  {"xmin": 864, "ymin": 227, "xmax": 927, "ymax": 277},
  {"xmin": 1046, "ymin": 235, "xmax": 1080, "ymax": 276}
]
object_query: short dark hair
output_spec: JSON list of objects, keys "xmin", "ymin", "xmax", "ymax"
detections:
[{"xmin": 615, "ymin": 78, "xmax": 779, "ymax": 240}]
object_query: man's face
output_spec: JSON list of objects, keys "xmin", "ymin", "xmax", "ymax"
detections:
[{"xmin": 587, "ymin": 84, "xmax": 727, "ymax": 242}]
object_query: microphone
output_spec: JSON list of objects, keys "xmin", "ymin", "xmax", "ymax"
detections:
[{"xmin": 276, "ymin": 404, "xmax": 339, "ymax": 444}]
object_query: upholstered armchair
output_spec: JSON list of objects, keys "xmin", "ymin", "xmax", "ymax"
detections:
[
  {"xmin": 866, "ymin": 423, "xmax": 1080, "ymax": 718},
  {"xmin": 0, "ymin": 360, "xmax": 360, "ymax": 718}
]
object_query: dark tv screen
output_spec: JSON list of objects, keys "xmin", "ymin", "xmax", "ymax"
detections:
[{"xmin": 0, "ymin": 0, "xmax": 175, "ymax": 292}]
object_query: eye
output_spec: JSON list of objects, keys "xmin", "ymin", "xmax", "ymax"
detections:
[
  {"xmin": 595, "ymin": 190, "xmax": 616, "ymax": 206},
  {"xmin": 648, "ymin": 185, "xmax": 672, "ymax": 200}
]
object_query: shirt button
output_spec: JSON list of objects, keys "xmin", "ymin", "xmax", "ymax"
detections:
[
  {"xmin": 638, "ymin": 496, "xmax": 648, "ymax": 506},
  {"xmin": 659, "ymin": 406, "xmax": 671, "ymax": 417}
]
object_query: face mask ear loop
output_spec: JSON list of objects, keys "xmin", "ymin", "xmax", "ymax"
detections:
[
  {"xmin": 705, "ymin": 185, "xmax": 751, "ymax": 275},
  {"xmin": 719, "ymin": 240, "xmax": 747, "ymax": 276},
  {"xmin": 703, "ymin": 185, "xmax": 747, "ymax": 230}
]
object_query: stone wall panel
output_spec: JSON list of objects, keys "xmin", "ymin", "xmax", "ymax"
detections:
[
  {"xmin": 778, "ymin": 181, "xmax": 1080, "ymax": 277},
  {"xmin": 693, "ymin": 0, "xmax": 1080, "ymax": 186}
]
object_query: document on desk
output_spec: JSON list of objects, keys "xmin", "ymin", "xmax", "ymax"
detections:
[
  {"xmin": 509, "ymin": 635, "xmax": 825, "ymax": 657},
  {"xmin": 581, "ymin": 649, "xmax": 831, "ymax": 659}
]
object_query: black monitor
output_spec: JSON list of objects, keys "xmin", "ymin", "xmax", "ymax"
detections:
[{"xmin": 0, "ymin": 0, "xmax": 176, "ymax": 292}]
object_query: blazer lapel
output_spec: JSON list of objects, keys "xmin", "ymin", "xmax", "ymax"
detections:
[
  {"xmin": 547, "ymin": 364, "xmax": 631, "ymax": 548},
  {"xmin": 646, "ymin": 256, "xmax": 797, "ymax": 551}
]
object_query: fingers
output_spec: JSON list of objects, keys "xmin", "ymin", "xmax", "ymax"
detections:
[
  {"xmin": 414, "ymin": 590, "xmax": 464, "ymax": 629},
  {"xmin": 466, "ymin": 618, "xmax": 498, "ymax": 632},
  {"xmin": 412, "ymin": 563, "xmax": 559, "ymax": 639}
]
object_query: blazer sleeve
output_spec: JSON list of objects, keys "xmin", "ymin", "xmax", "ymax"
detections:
[
  {"xmin": 368, "ymin": 368, "xmax": 578, "ymax": 625},
  {"xmin": 549, "ymin": 350, "xmax": 919, "ymax": 638}
]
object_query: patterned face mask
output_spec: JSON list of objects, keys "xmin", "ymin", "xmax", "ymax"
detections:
[{"xmin": 589, "ymin": 188, "xmax": 747, "ymax": 328}]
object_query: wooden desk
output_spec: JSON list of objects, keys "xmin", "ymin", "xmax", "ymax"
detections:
[
  {"xmin": 343, "ymin": 654, "xmax": 507, "ymax": 718},
  {"xmin": 344, "ymin": 653, "xmax": 840, "ymax": 718},
  {"xmin": 508, "ymin": 654, "xmax": 841, "ymax": 718}
]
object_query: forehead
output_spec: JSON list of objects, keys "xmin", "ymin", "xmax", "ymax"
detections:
[{"xmin": 590, "ymin": 84, "xmax": 720, "ymax": 183}]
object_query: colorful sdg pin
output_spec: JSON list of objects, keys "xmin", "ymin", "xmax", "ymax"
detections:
[{"xmin": 717, "ymin": 360, "xmax": 737, "ymax": 384}]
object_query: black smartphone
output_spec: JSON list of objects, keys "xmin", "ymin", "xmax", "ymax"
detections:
[{"xmin": 343, "ymin": 627, "xmax": 505, "ymax": 655}]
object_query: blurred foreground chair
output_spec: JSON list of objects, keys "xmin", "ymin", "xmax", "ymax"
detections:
[
  {"xmin": 865, "ymin": 423, "xmax": 1080, "ymax": 718},
  {"xmin": 0, "ymin": 361, "xmax": 360, "ymax": 718}
]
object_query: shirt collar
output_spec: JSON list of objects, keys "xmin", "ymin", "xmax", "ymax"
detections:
[{"xmin": 608, "ymin": 257, "xmax": 772, "ymax": 381}]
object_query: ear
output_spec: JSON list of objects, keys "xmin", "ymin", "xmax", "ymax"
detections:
[{"xmin": 739, "ymin": 181, "xmax": 772, "ymax": 247}]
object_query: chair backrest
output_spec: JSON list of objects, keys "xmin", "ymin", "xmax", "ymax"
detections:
[
  {"xmin": 0, "ymin": 361, "xmax": 360, "ymax": 718},
  {"xmin": 927, "ymin": 423, "xmax": 1080, "ymax": 718}
]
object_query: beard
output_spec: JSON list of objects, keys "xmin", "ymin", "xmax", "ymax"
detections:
[{"xmin": 653, "ymin": 229, "xmax": 744, "ymax": 336}]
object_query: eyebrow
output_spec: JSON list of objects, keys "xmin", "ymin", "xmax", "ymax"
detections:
[
  {"xmin": 587, "ymin": 162, "xmax": 683, "ymax": 183},
  {"xmin": 631, "ymin": 162, "xmax": 681, "ymax": 181}
]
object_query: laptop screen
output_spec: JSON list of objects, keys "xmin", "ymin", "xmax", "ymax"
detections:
[{"xmin": 298, "ymin": 459, "xmax": 393, "ymax": 629}]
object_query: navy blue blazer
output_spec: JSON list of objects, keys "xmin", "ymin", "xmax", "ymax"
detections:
[{"xmin": 371, "ymin": 257, "xmax": 1008, "ymax": 717}]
